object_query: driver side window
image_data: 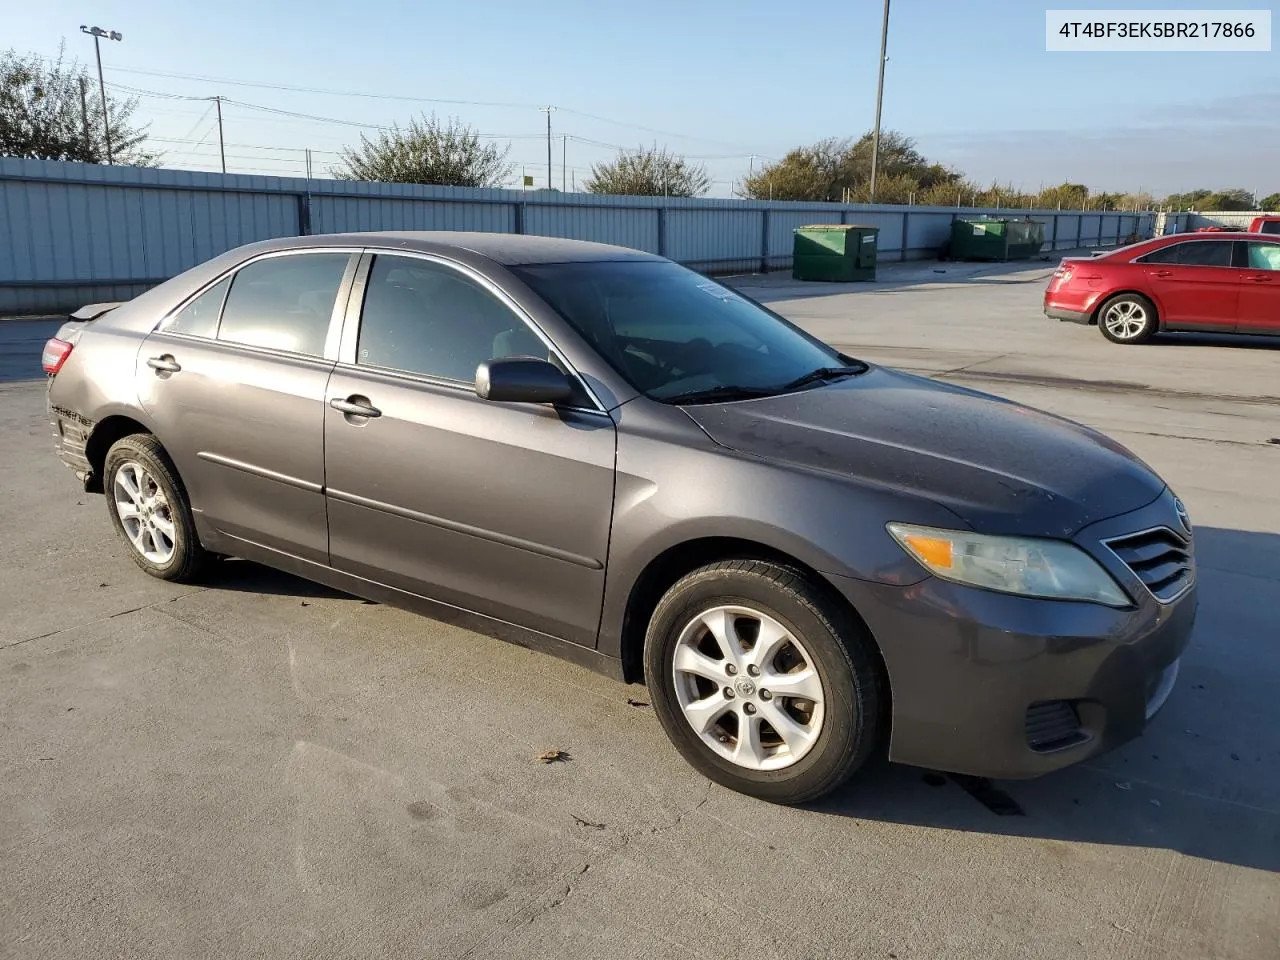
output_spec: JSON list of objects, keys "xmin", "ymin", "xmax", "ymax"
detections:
[{"xmin": 356, "ymin": 255, "xmax": 549, "ymax": 382}]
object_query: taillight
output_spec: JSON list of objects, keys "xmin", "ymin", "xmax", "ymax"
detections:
[
  {"xmin": 42, "ymin": 338, "xmax": 74, "ymax": 375},
  {"xmin": 1048, "ymin": 263, "xmax": 1074, "ymax": 289}
]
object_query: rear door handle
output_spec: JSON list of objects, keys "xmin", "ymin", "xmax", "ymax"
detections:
[
  {"xmin": 330, "ymin": 396, "xmax": 382, "ymax": 418},
  {"xmin": 146, "ymin": 355, "xmax": 181, "ymax": 373},
  {"xmin": 1245, "ymin": 274, "xmax": 1274, "ymax": 282},
  {"xmin": 1153, "ymin": 270, "xmax": 1174, "ymax": 278}
]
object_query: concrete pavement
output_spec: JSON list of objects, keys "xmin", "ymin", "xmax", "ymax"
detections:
[{"xmin": 2, "ymin": 267, "xmax": 1277, "ymax": 959}]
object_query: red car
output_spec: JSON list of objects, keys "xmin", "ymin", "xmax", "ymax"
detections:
[
  {"xmin": 1044, "ymin": 232, "xmax": 1280, "ymax": 343},
  {"xmin": 1249, "ymin": 216, "xmax": 1280, "ymax": 235}
]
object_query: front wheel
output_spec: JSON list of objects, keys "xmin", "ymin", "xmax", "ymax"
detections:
[
  {"xmin": 1097, "ymin": 293, "xmax": 1157, "ymax": 344},
  {"xmin": 644, "ymin": 560, "xmax": 883, "ymax": 804}
]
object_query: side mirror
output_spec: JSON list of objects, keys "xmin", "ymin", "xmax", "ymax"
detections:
[{"xmin": 475, "ymin": 357, "xmax": 574, "ymax": 404}]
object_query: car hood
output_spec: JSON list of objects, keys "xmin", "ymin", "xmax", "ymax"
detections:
[{"xmin": 681, "ymin": 365, "xmax": 1165, "ymax": 538}]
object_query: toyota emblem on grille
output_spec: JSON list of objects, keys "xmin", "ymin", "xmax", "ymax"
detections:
[{"xmin": 1174, "ymin": 498, "xmax": 1192, "ymax": 536}]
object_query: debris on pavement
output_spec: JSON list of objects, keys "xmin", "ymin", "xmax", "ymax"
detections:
[{"xmin": 535, "ymin": 749, "xmax": 571, "ymax": 764}]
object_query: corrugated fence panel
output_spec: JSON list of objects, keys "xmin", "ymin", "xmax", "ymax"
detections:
[
  {"xmin": 312, "ymin": 196, "xmax": 513, "ymax": 234},
  {"xmin": 0, "ymin": 159, "xmax": 1171, "ymax": 313},
  {"xmin": 1055, "ymin": 215, "xmax": 1083, "ymax": 247},
  {"xmin": 524, "ymin": 205, "xmax": 658, "ymax": 251},
  {"xmin": 666, "ymin": 208, "xmax": 761, "ymax": 268},
  {"xmin": 901, "ymin": 211, "xmax": 954, "ymax": 254},
  {"xmin": 849, "ymin": 211, "xmax": 906, "ymax": 255},
  {"xmin": 1190, "ymin": 211, "xmax": 1258, "ymax": 229}
]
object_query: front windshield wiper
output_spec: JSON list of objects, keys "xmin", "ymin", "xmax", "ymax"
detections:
[
  {"xmin": 663, "ymin": 384, "xmax": 780, "ymax": 405},
  {"xmin": 779, "ymin": 363, "xmax": 869, "ymax": 392}
]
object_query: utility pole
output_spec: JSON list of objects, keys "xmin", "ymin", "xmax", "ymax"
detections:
[
  {"xmin": 78, "ymin": 76, "xmax": 91, "ymax": 158},
  {"xmin": 80, "ymin": 26, "xmax": 122, "ymax": 164},
  {"xmin": 542, "ymin": 106, "xmax": 555, "ymax": 190},
  {"xmin": 305, "ymin": 148, "xmax": 313, "ymax": 179},
  {"xmin": 214, "ymin": 96, "xmax": 226, "ymax": 174},
  {"xmin": 868, "ymin": 0, "xmax": 891, "ymax": 202},
  {"xmin": 562, "ymin": 135, "xmax": 567, "ymax": 191}
]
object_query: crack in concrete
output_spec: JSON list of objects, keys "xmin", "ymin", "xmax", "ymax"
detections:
[{"xmin": 2, "ymin": 590, "xmax": 204, "ymax": 650}]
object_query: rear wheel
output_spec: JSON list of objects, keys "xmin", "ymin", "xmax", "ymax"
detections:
[
  {"xmin": 104, "ymin": 434, "xmax": 209, "ymax": 582},
  {"xmin": 644, "ymin": 560, "xmax": 883, "ymax": 804},
  {"xmin": 1097, "ymin": 293, "xmax": 1157, "ymax": 344}
]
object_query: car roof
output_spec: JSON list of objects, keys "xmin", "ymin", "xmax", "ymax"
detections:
[
  {"xmin": 254, "ymin": 231, "xmax": 664, "ymax": 266},
  {"xmin": 1154, "ymin": 232, "xmax": 1272, "ymax": 241}
]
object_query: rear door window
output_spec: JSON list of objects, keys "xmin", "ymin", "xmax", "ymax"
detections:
[
  {"xmin": 1258, "ymin": 221, "xmax": 1280, "ymax": 236},
  {"xmin": 217, "ymin": 253, "xmax": 351, "ymax": 357},
  {"xmin": 1172, "ymin": 241, "xmax": 1234, "ymax": 267}
]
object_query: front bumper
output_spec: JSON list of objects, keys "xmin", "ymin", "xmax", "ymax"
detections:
[{"xmin": 833, "ymin": 493, "xmax": 1197, "ymax": 779}]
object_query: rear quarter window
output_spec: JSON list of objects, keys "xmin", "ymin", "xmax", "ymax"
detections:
[{"xmin": 159, "ymin": 277, "xmax": 230, "ymax": 338}]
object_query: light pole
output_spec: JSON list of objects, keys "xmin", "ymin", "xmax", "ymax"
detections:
[
  {"xmin": 80, "ymin": 25, "xmax": 122, "ymax": 164},
  {"xmin": 868, "ymin": 0, "xmax": 890, "ymax": 202},
  {"xmin": 542, "ymin": 106, "xmax": 555, "ymax": 190}
]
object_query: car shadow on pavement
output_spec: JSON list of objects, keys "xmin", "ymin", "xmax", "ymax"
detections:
[
  {"xmin": 809, "ymin": 525, "xmax": 1280, "ymax": 875},
  {"xmin": 1155, "ymin": 332, "xmax": 1280, "ymax": 350},
  {"xmin": 203, "ymin": 558, "xmax": 359, "ymax": 601}
]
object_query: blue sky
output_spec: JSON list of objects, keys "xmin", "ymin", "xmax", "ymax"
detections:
[{"xmin": 10, "ymin": 0, "xmax": 1279, "ymax": 196}]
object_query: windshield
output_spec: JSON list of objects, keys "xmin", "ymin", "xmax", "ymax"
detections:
[{"xmin": 511, "ymin": 260, "xmax": 846, "ymax": 401}]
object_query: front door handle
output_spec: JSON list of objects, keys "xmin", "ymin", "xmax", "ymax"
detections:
[
  {"xmin": 330, "ymin": 395, "xmax": 382, "ymax": 418},
  {"xmin": 146, "ymin": 355, "xmax": 181, "ymax": 373}
]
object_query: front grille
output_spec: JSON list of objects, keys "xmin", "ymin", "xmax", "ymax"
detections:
[
  {"xmin": 1025, "ymin": 701, "xmax": 1088, "ymax": 753},
  {"xmin": 1104, "ymin": 527, "xmax": 1193, "ymax": 602}
]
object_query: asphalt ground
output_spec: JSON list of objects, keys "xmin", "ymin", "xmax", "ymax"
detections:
[{"xmin": 2, "ymin": 260, "xmax": 1277, "ymax": 959}]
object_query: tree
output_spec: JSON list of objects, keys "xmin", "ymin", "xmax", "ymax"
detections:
[
  {"xmin": 336, "ymin": 114, "xmax": 512, "ymax": 187},
  {"xmin": 584, "ymin": 145, "xmax": 710, "ymax": 197},
  {"xmin": 739, "ymin": 131, "xmax": 962, "ymax": 203},
  {"xmin": 1261, "ymin": 193, "xmax": 1280, "ymax": 211},
  {"xmin": 1162, "ymin": 188, "xmax": 1214, "ymax": 211},
  {"xmin": 1202, "ymin": 188, "xmax": 1256, "ymax": 211},
  {"xmin": 0, "ymin": 43, "xmax": 155, "ymax": 164}
]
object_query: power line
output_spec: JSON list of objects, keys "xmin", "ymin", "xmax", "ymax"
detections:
[
  {"xmin": 102, "ymin": 64, "xmax": 759, "ymax": 150},
  {"xmin": 175, "ymin": 102, "xmax": 215, "ymax": 142}
]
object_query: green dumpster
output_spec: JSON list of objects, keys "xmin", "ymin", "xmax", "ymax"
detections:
[
  {"xmin": 948, "ymin": 217, "xmax": 1045, "ymax": 261},
  {"xmin": 792, "ymin": 224, "xmax": 879, "ymax": 281}
]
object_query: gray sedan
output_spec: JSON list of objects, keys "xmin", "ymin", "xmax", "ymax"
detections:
[{"xmin": 43, "ymin": 232, "xmax": 1195, "ymax": 803}]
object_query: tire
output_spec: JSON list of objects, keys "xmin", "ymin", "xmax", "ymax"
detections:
[
  {"xmin": 103, "ymin": 433, "xmax": 210, "ymax": 583},
  {"xmin": 1097, "ymin": 293, "xmax": 1157, "ymax": 344},
  {"xmin": 644, "ymin": 560, "xmax": 883, "ymax": 804}
]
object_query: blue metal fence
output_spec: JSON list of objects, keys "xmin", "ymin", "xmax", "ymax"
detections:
[{"xmin": 0, "ymin": 158, "xmax": 1157, "ymax": 314}]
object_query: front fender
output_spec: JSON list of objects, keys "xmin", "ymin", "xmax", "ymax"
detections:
[{"xmin": 597, "ymin": 423, "xmax": 963, "ymax": 659}]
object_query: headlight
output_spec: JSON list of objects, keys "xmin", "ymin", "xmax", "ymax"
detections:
[{"xmin": 887, "ymin": 523, "xmax": 1130, "ymax": 607}]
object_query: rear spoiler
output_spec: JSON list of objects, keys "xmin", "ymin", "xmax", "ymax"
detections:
[{"xmin": 68, "ymin": 301, "xmax": 125, "ymax": 322}]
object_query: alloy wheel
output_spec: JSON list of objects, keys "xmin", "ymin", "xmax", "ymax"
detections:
[
  {"xmin": 671, "ymin": 605, "xmax": 826, "ymax": 771},
  {"xmin": 1102, "ymin": 300, "xmax": 1149, "ymax": 340},
  {"xmin": 113, "ymin": 460, "xmax": 177, "ymax": 564}
]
